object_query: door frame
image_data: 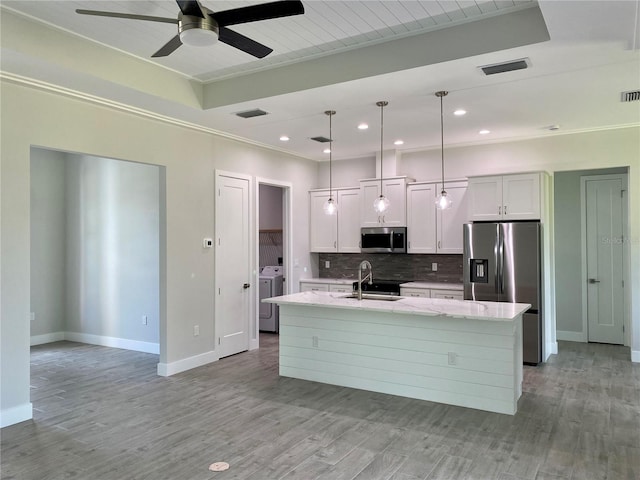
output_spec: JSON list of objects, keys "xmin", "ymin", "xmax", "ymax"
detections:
[
  {"xmin": 254, "ymin": 177, "xmax": 293, "ymax": 350},
  {"xmin": 214, "ymin": 170, "xmax": 253, "ymax": 357},
  {"xmin": 580, "ymin": 173, "xmax": 629, "ymax": 345}
]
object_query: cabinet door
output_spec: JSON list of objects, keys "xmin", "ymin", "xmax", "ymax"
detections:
[
  {"xmin": 300, "ymin": 282, "xmax": 329, "ymax": 292},
  {"xmin": 502, "ymin": 173, "xmax": 540, "ymax": 220},
  {"xmin": 437, "ymin": 182, "xmax": 468, "ymax": 254},
  {"xmin": 337, "ymin": 189, "xmax": 361, "ymax": 253},
  {"xmin": 431, "ymin": 289, "xmax": 463, "ymax": 300},
  {"xmin": 381, "ymin": 178, "xmax": 407, "ymax": 226},
  {"xmin": 400, "ymin": 287, "xmax": 431, "ymax": 298},
  {"xmin": 309, "ymin": 191, "xmax": 337, "ymax": 252},
  {"xmin": 468, "ymin": 176, "xmax": 502, "ymax": 221},
  {"xmin": 406, "ymin": 184, "xmax": 436, "ymax": 253},
  {"xmin": 329, "ymin": 284, "xmax": 353, "ymax": 293},
  {"xmin": 360, "ymin": 181, "xmax": 382, "ymax": 227}
]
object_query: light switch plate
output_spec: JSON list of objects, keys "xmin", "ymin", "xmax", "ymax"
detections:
[
  {"xmin": 325, "ymin": 261, "xmax": 330, "ymax": 268},
  {"xmin": 432, "ymin": 263, "xmax": 438, "ymax": 272}
]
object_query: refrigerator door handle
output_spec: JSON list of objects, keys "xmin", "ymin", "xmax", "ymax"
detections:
[{"xmin": 498, "ymin": 225, "xmax": 505, "ymax": 295}]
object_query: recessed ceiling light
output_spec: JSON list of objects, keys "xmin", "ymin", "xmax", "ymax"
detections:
[
  {"xmin": 323, "ymin": 148, "xmax": 331, "ymax": 154},
  {"xmin": 394, "ymin": 139, "xmax": 404, "ymax": 146},
  {"xmin": 358, "ymin": 123, "xmax": 369, "ymax": 130},
  {"xmin": 279, "ymin": 135, "xmax": 290, "ymax": 141},
  {"xmin": 454, "ymin": 109, "xmax": 466, "ymax": 116},
  {"xmin": 479, "ymin": 129, "xmax": 491, "ymax": 135}
]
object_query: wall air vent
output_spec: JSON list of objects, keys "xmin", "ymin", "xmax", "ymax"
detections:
[
  {"xmin": 310, "ymin": 136, "xmax": 332, "ymax": 143},
  {"xmin": 479, "ymin": 58, "xmax": 529, "ymax": 76},
  {"xmin": 235, "ymin": 109, "xmax": 268, "ymax": 119},
  {"xmin": 621, "ymin": 90, "xmax": 640, "ymax": 102}
]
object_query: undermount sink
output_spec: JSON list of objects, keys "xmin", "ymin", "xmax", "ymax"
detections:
[{"xmin": 341, "ymin": 293, "xmax": 403, "ymax": 301}]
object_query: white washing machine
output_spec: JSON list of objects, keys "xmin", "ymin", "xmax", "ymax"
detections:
[{"xmin": 259, "ymin": 266, "xmax": 283, "ymax": 333}]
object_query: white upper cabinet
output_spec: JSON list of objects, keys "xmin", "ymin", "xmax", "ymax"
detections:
[
  {"xmin": 436, "ymin": 181, "xmax": 469, "ymax": 254},
  {"xmin": 336, "ymin": 188, "xmax": 361, "ymax": 253},
  {"xmin": 309, "ymin": 188, "xmax": 360, "ymax": 253},
  {"xmin": 406, "ymin": 183, "xmax": 437, "ymax": 253},
  {"xmin": 360, "ymin": 177, "xmax": 408, "ymax": 227},
  {"xmin": 468, "ymin": 173, "xmax": 542, "ymax": 221},
  {"xmin": 309, "ymin": 190, "xmax": 337, "ymax": 252}
]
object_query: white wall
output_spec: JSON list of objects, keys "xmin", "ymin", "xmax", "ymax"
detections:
[
  {"xmin": 65, "ymin": 153, "xmax": 161, "ymax": 345},
  {"xmin": 30, "ymin": 149, "xmax": 67, "ymax": 339},
  {"xmin": 259, "ymin": 184, "xmax": 283, "ymax": 231},
  {"xmin": 0, "ymin": 79, "xmax": 318, "ymax": 427}
]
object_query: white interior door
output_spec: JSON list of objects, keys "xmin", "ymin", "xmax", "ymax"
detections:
[
  {"xmin": 584, "ymin": 175, "xmax": 625, "ymax": 344},
  {"xmin": 216, "ymin": 173, "xmax": 251, "ymax": 358}
]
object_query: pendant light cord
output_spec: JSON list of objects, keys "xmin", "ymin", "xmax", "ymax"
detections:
[
  {"xmin": 376, "ymin": 101, "xmax": 388, "ymax": 194},
  {"xmin": 325, "ymin": 110, "xmax": 336, "ymax": 199},
  {"xmin": 436, "ymin": 91, "xmax": 448, "ymax": 194}
]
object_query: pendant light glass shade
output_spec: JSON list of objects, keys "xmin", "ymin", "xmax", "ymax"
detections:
[
  {"xmin": 435, "ymin": 91, "xmax": 452, "ymax": 210},
  {"xmin": 323, "ymin": 110, "xmax": 337, "ymax": 215},
  {"xmin": 374, "ymin": 101, "xmax": 389, "ymax": 214}
]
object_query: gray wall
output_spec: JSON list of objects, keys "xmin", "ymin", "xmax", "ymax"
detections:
[
  {"xmin": 30, "ymin": 149, "xmax": 160, "ymax": 345},
  {"xmin": 259, "ymin": 184, "xmax": 283, "ymax": 231},
  {"xmin": 554, "ymin": 167, "xmax": 628, "ymax": 335}
]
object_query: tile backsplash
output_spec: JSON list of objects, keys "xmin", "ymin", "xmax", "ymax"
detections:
[{"xmin": 318, "ymin": 253, "xmax": 463, "ymax": 284}]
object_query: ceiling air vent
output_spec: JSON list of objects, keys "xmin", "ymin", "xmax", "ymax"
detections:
[
  {"xmin": 621, "ymin": 90, "xmax": 640, "ymax": 102},
  {"xmin": 310, "ymin": 136, "xmax": 332, "ymax": 143},
  {"xmin": 235, "ymin": 109, "xmax": 268, "ymax": 119},
  {"xmin": 479, "ymin": 58, "xmax": 529, "ymax": 76}
]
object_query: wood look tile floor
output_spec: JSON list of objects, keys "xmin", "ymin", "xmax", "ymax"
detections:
[{"xmin": 2, "ymin": 336, "xmax": 639, "ymax": 480}]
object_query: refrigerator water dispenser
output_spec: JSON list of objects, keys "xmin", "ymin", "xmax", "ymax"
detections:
[{"xmin": 470, "ymin": 259, "xmax": 489, "ymax": 283}]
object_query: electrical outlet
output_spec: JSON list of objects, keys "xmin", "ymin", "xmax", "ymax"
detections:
[
  {"xmin": 432, "ymin": 262, "xmax": 438, "ymax": 272},
  {"xmin": 325, "ymin": 261, "xmax": 330, "ymax": 269},
  {"xmin": 194, "ymin": 325, "xmax": 200, "ymax": 336},
  {"xmin": 142, "ymin": 315, "xmax": 148, "ymax": 325},
  {"xmin": 447, "ymin": 352, "xmax": 457, "ymax": 365},
  {"xmin": 312, "ymin": 336, "xmax": 319, "ymax": 348}
]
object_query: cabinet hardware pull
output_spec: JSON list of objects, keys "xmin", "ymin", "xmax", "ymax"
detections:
[
  {"xmin": 504, "ymin": 205, "xmax": 507, "ymax": 215},
  {"xmin": 243, "ymin": 283, "xmax": 251, "ymax": 289},
  {"xmin": 498, "ymin": 206, "xmax": 502, "ymax": 215},
  {"xmin": 438, "ymin": 241, "xmax": 441, "ymax": 249},
  {"xmin": 588, "ymin": 278, "xmax": 600, "ymax": 284}
]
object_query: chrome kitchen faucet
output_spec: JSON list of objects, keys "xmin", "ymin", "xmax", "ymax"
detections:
[{"xmin": 357, "ymin": 260, "xmax": 373, "ymax": 301}]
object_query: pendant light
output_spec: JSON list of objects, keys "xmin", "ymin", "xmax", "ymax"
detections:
[
  {"xmin": 323, "ymin": 110, "xmax": 337, "ymax": 215},
  {"xmin": 373, "ymin": 100, "xmax": 390, "ymax": 214},
  {"xmin": 435, "ymin": 91, "xmax": 452, "ymax": 210}
]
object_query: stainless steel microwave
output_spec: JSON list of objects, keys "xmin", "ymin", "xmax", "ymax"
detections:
[{"xmin": 360, "ymin": 227, "xmax": 407, "ymax": 253}]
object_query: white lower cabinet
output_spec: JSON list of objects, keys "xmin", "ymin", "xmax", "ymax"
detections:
[
  {"xmin": 431, "ymin": 289, "xmax": 464, "ymax": 300},
  {"xmin": 300, "ymin": 282, "xmax": 329, "ymax": 292},
  {"xmin": 400, "ymin": 287, "xmax": 431, "ymax": 298},
  {"xmin": 329, "ymin": 284, "xmax": 353, "ymax": 293}
]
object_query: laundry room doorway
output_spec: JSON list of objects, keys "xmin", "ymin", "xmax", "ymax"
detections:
[{"xmin": 256, "ymin": 180, "xmax": 292, "ymax": 342}]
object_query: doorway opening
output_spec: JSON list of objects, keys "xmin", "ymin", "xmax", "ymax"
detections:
[
  {"xmin": 554, "ymin": 167, "xmax": 629, "ymax": 346},
  {"xmin": 30, "ymin": 147, "xmax": 164, "ymax": 363},
  {"xmin": 256, "ymin": 179, "xmax": 292, "ymax": 343}
]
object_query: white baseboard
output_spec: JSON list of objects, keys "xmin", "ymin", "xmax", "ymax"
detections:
[
  {"xmin": 157, "ymin": 350, "xmax": 218, "ymax": 377},
  {"xmin": 545, "ymin": 341, "xmax": 558, "ymax": 361},
  {"xmin": 632, "ymin": 350, "xmax": 640, "ymax": 363},
  {"xmin": 1, "ymin": 403, "xmax": 33, "ymax": 428},
  {"xmin": 30, "ymin": 332, "xmax": 65, "ymax": 346},
  {"xmin": 556, "ymin": 330, "xmax": 587, "ymax": 342},
  {"xmin": 63, "ymin": 332, "xmax": 159, "ymax": 354}
]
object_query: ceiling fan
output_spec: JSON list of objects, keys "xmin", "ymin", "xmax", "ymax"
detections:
[{"xmin": 76, "ymin": 0, "xmax": 305, "ymax": 59}]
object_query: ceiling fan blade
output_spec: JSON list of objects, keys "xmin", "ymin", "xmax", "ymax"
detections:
[
  {"xmin": 175, "ymin": 0, "xmax": 205, "ymax": 18},
  {"xmin": 151, "ymin": 35, "xmax": 183, "ymax": 58},
  {"xmin": 75, "ymin": 9, "xmax": 177, "ymax": 24},
  {"xmin": 212, "ymin": 0, "xmax": 304, "ymax": 27},
  {"xmin": 219, "ymin": 27, "xmax": 273, "ymax": 58}
]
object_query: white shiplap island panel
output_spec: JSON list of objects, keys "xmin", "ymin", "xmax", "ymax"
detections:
[{"xmin": 265, "ymin": 292, "xmax": 528, "ymax": 415}]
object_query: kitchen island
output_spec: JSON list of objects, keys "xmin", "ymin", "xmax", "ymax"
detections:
[{"xmin": 264, "ymin": 291, "xmax": 530, "ymax": 415}]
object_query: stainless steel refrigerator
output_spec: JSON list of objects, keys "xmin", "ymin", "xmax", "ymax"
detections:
[{"xmin": 463, "ymin": 222, "xmax": 542, "ymax": 364}]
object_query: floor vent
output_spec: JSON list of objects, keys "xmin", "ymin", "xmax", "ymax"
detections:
[
  {"xmin": 621, "ymin": 90, "xmax": 640, "ymax": 102},
  {"xmin": 235, "ymin": 109, "xmax": 268, "ymax": 119},
  {"xmin": 479, "ymin": 58, "xmax": 529, "ymax": 75},
  {"xmin": 310, "ymin": 136, "xmax": 332, "ymax": 143}
]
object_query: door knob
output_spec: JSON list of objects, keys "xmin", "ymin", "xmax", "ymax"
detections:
[
  {"xmin": 243, "ymin": 283, "xmax": 251, "ymax": 289},
  {"xmin": 588, "ymin": 278, "xmax": 600, "ymax": 284}
]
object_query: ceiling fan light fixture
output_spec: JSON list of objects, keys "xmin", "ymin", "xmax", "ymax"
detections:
[{"xmin": 179, "ymin": 25, "xmax": 219, "ymax": 46}]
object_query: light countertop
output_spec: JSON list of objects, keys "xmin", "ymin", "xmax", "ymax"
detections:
[
  {"xmin": 299, "ymin": 278, "xmax": 355, "ymax": 285},
  {"xmin": 265, "ymin": 291, "xmax": 530, "ymax": 322}
]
